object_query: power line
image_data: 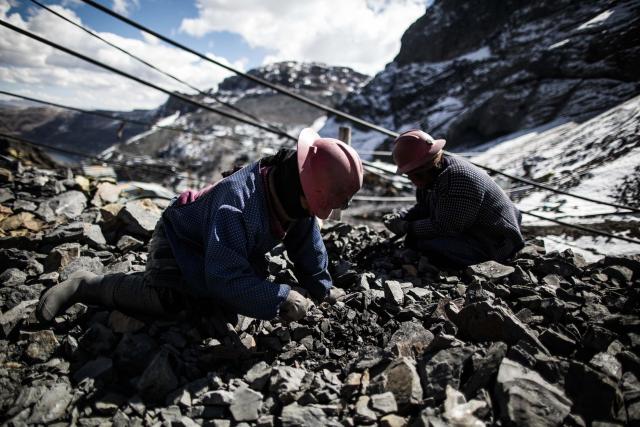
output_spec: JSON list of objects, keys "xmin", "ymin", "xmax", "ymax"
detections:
[
  {"xmin": 0, "ymin": 19, "xmax": 296, "ymax": 143},
  {"xmin": 28, "ymin": 0, "xmax": 271, "ymax": 126},
  {"xmin": 0, "ymin": 89, "xmax": 220, "ymax": 139},
  {"xmin": 521, "ymin": 210, "xmax": 640, "ymax": 245},
  {"xmin": 79, "ymin": 0, "xmax": 397, "ymax": 138},
  {"xmin": 77, "ymin": 0, "xmax": 640, "ymax": 215}
]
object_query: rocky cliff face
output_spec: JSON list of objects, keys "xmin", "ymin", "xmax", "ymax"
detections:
[
  {"xmin": 104, "ymin": 61, "xmax": 369, "ymax": 189},
  {"xmin": 327, "ymin": 0, "xmax": 640, "ymax": 150}
]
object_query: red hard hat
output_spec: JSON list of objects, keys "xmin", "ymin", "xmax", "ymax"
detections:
[
  {"xmin": 392, "ymin": 129, "xmax": 446, "ymax": 174},
  {"xmin": 297, "ymin": 128, "xmax": 363, "ymax": 219}
]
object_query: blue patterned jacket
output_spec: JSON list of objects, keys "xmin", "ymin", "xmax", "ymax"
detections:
[{"xmin": 161, "ymin": 161, "xmax": 332, "ymax": 320}]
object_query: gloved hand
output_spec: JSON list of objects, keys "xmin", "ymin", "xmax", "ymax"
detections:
[
  {"xmin": 279, "ymin": 289, "xmax": 312, "ymax": 321},
  {"xmin": 383, "ymin": 213, "xmax": 409, "ymax": 237},
  {"xmin": 325, "ymin": 287, "xmax": 346, "ymax": 304}
]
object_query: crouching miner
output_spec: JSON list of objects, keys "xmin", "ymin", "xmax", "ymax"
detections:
[
  {"xmin": 37, "ymin": 128, "xmax": 363, "ymax": 324},
  {"xmin": 384, "ymin": 129, "xmax": 524, "ymax": 268}
]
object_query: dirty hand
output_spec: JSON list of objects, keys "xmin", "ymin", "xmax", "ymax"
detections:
[
  {"xmin": 279, "ymin": 289, "xmax": 312, "ymax": 321},
  {"xmin": 325, "ymin": 287, "xmax": 346, "ymax": 304},
  {"xmin": 384, "ymin": 215, "xmax": 409, "ymax": 237}
]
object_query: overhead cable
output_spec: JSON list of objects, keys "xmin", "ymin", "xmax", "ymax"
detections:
[
  {"xmin": 79, "ymin": 0, "xmax": 397, "ymax": 138},
  {"xmin": 0, "ymin": 19, "xmax": 296, "ymax": 142},
  {"xmin": 521, "ymin": 210, "xmax": 640, "ymax": 245},
  {"xmin": 77, "ymin": 0, "xmax": 640, "ymax": 214},
  {"xmin": 28, "ymin": 0, "xmax": 267, "ymax": 124}
]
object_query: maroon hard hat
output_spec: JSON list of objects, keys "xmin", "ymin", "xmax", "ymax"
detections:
[
  {"xmin": 392, "ymin": 129, "xmax": 446, "ymax": 174},
  {"xmin": 297, "ymin": 128, "xmax": 363, "ymax": 219}
]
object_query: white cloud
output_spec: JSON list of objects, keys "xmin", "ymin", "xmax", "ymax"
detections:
[
  {"xmin": 112, "ymin": 0, "xmax": 139, "ymax": 16},
  {"xmin": 179, "ymin": 0, "xmax": 427, "ymax": 75},
  {"xmin": 0, "ymin": 2, "xmax": 240, "ymax": 110}
]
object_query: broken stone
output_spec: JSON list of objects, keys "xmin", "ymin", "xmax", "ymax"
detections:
[
  {"xmin": 0, "ymin": 268, "xmax": 27, "ymax": 286},
  {"xmin": 540, "ymin": 328, "xmax": 576, "ymax": 356},
  {"xmin": 136, "ymin": 348, "xmax": 178, "ymax": 402},
  {"xmin": 466, "ymin": 261, "xmax": 514, "ymax": 280},
  {"xmin": 59, "ymin": 256, "xmax": 104, "ymax": 281},
  {"xmin": 0, "ymin": 299, "xmax": 37, "ymax": 338},
  {"xmin": 27, "ymin": 382, "xmax": 73, "ymax": 424},
  {"xmin": 202, "ymin": 390, "xmax": 234, "ymax": 406},
  {"xmin": 0, "ymin": 212, "xmax": 43, "ymax": 232},
  {"xmin": 603, "ymin": 265, "xmax": 633, "ymax": 284},
  {"xmin": 443, "ymin": 385, "xmax": 486, "ymax": 427},
  {"xmin": 45, "ymin": 242, "xmax": 81, "ymax": 272},
  {"xmin": 371, "ymin": 392, "xmax": 398, "ymax": 415},
  {"xmin": 495, "ymin": 358, "xmax": 571, "ymax": 426},
  {"xmin": 229, "ymin": 387, "xmax": 262, "ymax": 422},
  {"xmin": 566, "ymin": 361, "xmax": 625, "ymax": 422},
  {"xmin": 463, "ymin": 342, "xmax": 507, "ymax": 396},
  {"xmin": 386, "ymin": 321, "xmax": 434, "ymax": 357},
  {"xmin": 281, "ymin": 402, "xmax": 336, "ymax": 427},
  {"xmin": 270, "ymin": 366, "xmax": 306, "ymax": 404},
  {"xmin": 244, "ymin": 361, "xmax": 272, "ymax": 391},
  {"xmin": 379, "ymin": 357, "xmax": 422, "ymax": 409},
  {"xmin": 380, "ymin": 414, "xmax": 407, "ymax": 427},
  {"xmin": 419, "ymin": 346, "xmax": 474, "ymax": 403},
  {"xmin": 116, "ymin": 235, "xmax": 143, "ymax": 252},
  {"xmin": 384, "ymin": 280, "xmax": 404, "ymax": 306},
  {"xmin": 453, "ymin": 301, "xmax": 548, "ymax": 354},
  {"xmin": 36, "ymin": 190, "xmax": 87, "ymax": 221},
  {"xmin": 118, "ymin": 199, "xmax": 161, "ymax": 237},
  {"xmin": 25, "ymin": 329, "xmax": 59, "ymax": 362},
  {"xmin": 355, "ymin": 395, "xmax": 377, "ymax": 423},
  {"xmin": 591, "ymin": 352, "xmax": 623, "ymax": 382}
]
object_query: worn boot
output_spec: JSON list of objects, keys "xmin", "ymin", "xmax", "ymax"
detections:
[
  {"xmin": 36, "ymin": 270, "xmax": 104, "ymax": 323},
  {"xmin": 37, "ymin": 271, "xmax": 169, "ymax": 323}
]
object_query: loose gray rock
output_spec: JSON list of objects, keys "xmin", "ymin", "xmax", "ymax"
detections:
[
  {"xmin": 495, "ymin": 358, "xmax": 571, "ymax": 426},
  {"xmin": 281, "ymin": 402, "xmax": 337, "ymax": 427},
  {"xmin": 25, "ymin": 330, "xmax": 59, "ymax": 362},
  {"xmin": 384, "ymin": 280, "xmax": 405, "ymax": 306},
  {"xmin": 0, "ymin": 268, "xmax": 27, "ymax": 286},
  {"xmin": 136, "ymin": 348, "xmax": 178, "ymax": 402},
  {"xmin": 37, "ymin": 190, "xmax": 87, "ymax": 221},
  {"xmin": 118, "ymin": 199, "xmax": 161, "ymax": 237},
  {"xmin": 269, "ymin": 366, "xmax": 306, "ymax": 404},
  {"xmin": 466, "ymin": 261, "xmax": 515, "ymax": 280},
  {"xmin": 229, "ymin": 387, "xmax": 262, "ymax": 422},
  {"xmin": 387, "ymin": 321, "xmax": 434, "ymax": 357},
  {"xmin": 379, "ymin": 357, "xmax": 423, "ymax": 408},
  {"xmin": 453, "ymin": 301, "xmax": 549, "ymax": 354},
  {"xmin": 371, "ymin": 392, "xmax": 398, "ymax": 415},
  {"xmin": 27, "ymin": 382, "xmax": 73, "ymax": 424},
  {"xmin": 244, "ymin": 360, "xmax": 272, "ymax": 391}
]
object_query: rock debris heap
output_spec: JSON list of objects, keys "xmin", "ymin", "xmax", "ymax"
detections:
[{"xmin": 1, "ymin": 160, "xmax": 639, "ymax": 426}]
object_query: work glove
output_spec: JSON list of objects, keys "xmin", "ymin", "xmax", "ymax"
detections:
[
  {"xmin": 383, "ymin": 213, "xmax": 409, "ymax": 237},
  {"xmin": 279, "ymin": 289, "xmax": 312, "ymax": 321}
]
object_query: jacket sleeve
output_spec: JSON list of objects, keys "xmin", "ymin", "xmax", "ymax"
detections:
[
  {"xmin": 409, "ymin": 172, "xmax": 484, "ymax": 239},
  {"xmin": 283, "ymin": 217, "xmax": 332, "ymax": 300},
  {"xmin": 204, "ymin": 205, "xmax": 290, "ymax": 320}
]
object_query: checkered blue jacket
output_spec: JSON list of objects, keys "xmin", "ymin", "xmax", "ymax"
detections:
[
  {"xmin": 405, "ymin": 156, "xmax": 524, "ymax": 260},
  {"xmin": 161, "ymin": 161, "xmax": 331, "ymax": 320}
]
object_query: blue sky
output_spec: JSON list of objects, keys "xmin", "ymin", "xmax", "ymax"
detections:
[{"xmin": 0, "ymin": 0, "xmax": 428, "ymax": 110}]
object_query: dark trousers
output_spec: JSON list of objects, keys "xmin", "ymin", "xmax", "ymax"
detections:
[
  {"xmin": 103, "ymin": 219, "xmax": 239, "ymax": 327},
  {"xmin": 405, "ymin": 233, "xmax": 491, "ymax": 268}
]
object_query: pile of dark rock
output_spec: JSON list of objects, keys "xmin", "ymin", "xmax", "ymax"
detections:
[{"xmin": 1, "ymin": 158, "xmax": 639, "ymax": 426}]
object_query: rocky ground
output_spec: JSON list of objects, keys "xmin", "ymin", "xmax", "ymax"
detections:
[{"xmin": 1, "ymin": 157, "xmax": 640, "ymax": 426}]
